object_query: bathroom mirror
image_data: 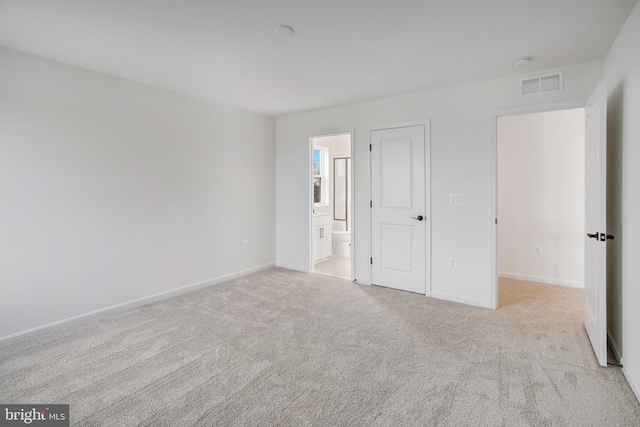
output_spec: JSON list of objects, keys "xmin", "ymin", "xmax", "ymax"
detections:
[{"xmin": 334, "ymin": 158, "xmax": 349, "ymax": 222}]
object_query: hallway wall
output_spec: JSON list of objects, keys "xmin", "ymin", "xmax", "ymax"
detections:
[
  {"xmin": 498, "ymin": 109, "xmax": 585, "ymax": 288},
  {"xmin": 605, "ymin": 0, "xmax": 640, "ymax": 401}
]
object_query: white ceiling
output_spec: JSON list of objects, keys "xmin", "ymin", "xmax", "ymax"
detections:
[{"xmin": 0, "ymin": 0, "xmax": 637, "ymax": 116}]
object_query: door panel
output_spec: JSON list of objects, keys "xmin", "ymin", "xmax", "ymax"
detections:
[
  {"xmin": 381, "ymin": 139, "xmax": 413, "ymax": 208},
  {"xmin": 380, "ymin": 224, "xmax": 413, "ymax": 272},
  {"xmin": 584, "ymin": 81, "xmax": 607, "ymax": 367},
  {"xmin": 371, "ymin": 124, "xmax": 429, "ymax": 294}
]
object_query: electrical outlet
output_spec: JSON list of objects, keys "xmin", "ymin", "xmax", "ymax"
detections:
[
  {"xmin": 534, "ymin": 245, "xmax": 542, "ymax": 255},
  {"xmin": 243, "ymin": 240, "xmax": 249, "ymax": 250},
  {"xmin": 448, "ymin": 257, "xmax": 457, "ymax": 268}
]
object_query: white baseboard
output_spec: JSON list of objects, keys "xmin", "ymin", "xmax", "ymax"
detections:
[
  {"xmin": 499, "ymin": 271, "xmax": 584, "ymax": 288},
  {"xmin": 0, "ymin": 263, "xmax": 275, "ymax": 344},
  {"xmin": 355, "ymin": 276, "xmax": 371, "ymax": 285},
  {"xmin": 430, "ymin": 291, "xmax": 492, "ymax": 309},
  {"xmin": 275, "ymin": 262, "xmax": 309, "ymax": 272}
]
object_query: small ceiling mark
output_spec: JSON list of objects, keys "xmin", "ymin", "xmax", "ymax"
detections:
[
  {"xmin": 274, "ymin": 25, "xmax": 295, "ymax": 36},
  {"xmin": 512, "ymin": 57, "xmax": 533, "ymax": 68}
]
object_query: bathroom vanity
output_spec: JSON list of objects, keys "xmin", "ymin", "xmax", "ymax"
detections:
[{"xmin": 312, "ymin": 212, "xmax": 332, "ymax": 263}]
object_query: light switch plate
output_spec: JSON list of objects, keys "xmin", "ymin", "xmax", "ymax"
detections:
[{"xmin": 449, "ymin": 193, "xmax": 465, "ymax": 205}]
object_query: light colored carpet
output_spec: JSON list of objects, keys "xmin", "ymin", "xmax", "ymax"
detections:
[{"xmin": 1, "ymin": 269, "xmax": 639, "ymax": 426}]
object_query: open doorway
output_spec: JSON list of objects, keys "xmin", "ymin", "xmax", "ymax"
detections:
[
  {"xmin": 496, "ymin": 108, "xmax": 585, "ymax": 307},
  {"xmin": 310, "ymin": 132, "xmax": 354, "ymax": 281}
]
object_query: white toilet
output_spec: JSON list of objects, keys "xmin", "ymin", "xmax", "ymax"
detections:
[{"xmin": 331, "ymin": 230, "xmax": 351, "ymax": 258}]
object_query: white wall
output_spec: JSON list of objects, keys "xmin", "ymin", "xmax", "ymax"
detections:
[
  {"xmin": 276, "ymin": 61, "xmax": 602, "ymax": 307},
  {"xmin": 498, "ymin": 109, "xmax": 585, "ymax": 288},
  {"xmin": 0, "ymin": 47, "xmax": 276, "ymax": 339},
  {"xmin": 605, "ymin": 0, "xmax": 640, "ymax": 401}
]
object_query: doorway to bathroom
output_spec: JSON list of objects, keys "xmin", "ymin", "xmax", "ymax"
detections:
[{"xmin": 310, "ymin": 131, "xmax": 353, "ymax": 281}]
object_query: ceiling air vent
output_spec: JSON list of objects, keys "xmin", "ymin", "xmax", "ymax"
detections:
[{"xmin": 520, "ymin": 72, "xmax": 563, "ymax": 96}]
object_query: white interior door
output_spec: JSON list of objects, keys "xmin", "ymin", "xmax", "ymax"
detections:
[
  {"xmin": 370, "ymin": 124, "xmax": 429, "ymax": 294},
  {"xmin": 584, "ymin": 81, "xmax": 608, "ymax": 367}
]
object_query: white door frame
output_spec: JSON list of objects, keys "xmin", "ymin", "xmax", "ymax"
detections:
[
  {"xmin": 308, "ymin": 129, "xmax": 355, "ymax": 281},
  {"xmin": 489, "ymin": 99, "xmax": 587, "ymax": 309},
  {"xmin": 368, "ymin": 120, "xmax": 431, "ymax": 295}
]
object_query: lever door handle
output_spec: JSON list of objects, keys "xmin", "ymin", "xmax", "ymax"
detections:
[
  {"xmin": 587, "ymin": 232, "xmax": 599, "ymax": 239},
  {"xmin": 411, "ymin": 215, "xmax": 424, "ymax": 221}
]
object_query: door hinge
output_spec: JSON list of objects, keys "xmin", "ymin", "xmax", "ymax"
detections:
[
  {"xmin": 370, "ymin": 200, "xmax": 373, "ymax": 208},
  {"xmin": 370, "ymin": 257, "xmax": 373, "ymax": 265},
  {"xmin": 495, "ymin": 218, "xmax": 498, "ymax": 224},
  {"xmin": 369, "ymin": 144, "xmax": 372, "ymax": 151}
]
